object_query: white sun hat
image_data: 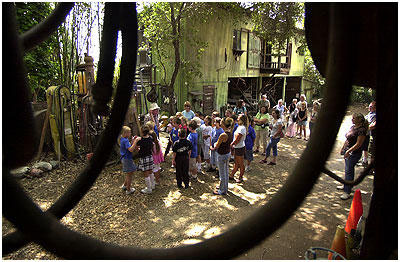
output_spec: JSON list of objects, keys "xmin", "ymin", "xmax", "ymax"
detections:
[{"xmin": 149, "ymin": 103, "xmax": 160, "ymax": 111}]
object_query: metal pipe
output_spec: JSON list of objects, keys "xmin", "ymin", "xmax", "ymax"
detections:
[
  {"xmin": 91, "ymin": 3, "xmax": 120, "ymax": 116},
  {"xmin": 21, "ymin": 3, "xmax": 74, "ymax": 52},
  {"xmin": 3, "ymin": 3, "xmax": 134, "ymax": 255},
  {"xmin": 322, "ymin": 162, "xmax": 374, "ymax": 187}
]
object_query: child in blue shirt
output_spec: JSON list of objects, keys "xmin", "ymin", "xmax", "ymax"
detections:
[
  {"xmin": 165, "ymin": 117, "xmax": 181, "ymax": 164},
  {"xmin": 187, "ymin": 120, "xmax": 198, "ymax": 179},
  {"xmin": 244, "ymin": 118, "xmax": 256, "ymax": 172},
  {"xmin": 119, "ymin": 126, "xmax": 137, "ymax": 195}
]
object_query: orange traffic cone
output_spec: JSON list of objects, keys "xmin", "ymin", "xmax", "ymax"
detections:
[
  {"xmin": 345, "ymin": 189, "xmax": 363, "ymax": 234},
  {"xmin": 328, "ymin": 225, "xmax": 347, "ymax": 259}
]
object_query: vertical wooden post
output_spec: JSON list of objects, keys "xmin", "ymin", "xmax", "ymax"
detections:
[{"xmin": 34, "ymin": 97, "xmax": 53, "ymax": 161}]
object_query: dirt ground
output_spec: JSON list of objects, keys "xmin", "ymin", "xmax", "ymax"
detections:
[{"xmin": 2, "ymin": 104, "xmax": 373, "ymax": 260}]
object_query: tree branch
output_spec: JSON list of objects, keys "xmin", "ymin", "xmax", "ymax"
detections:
[{"xmin": 155, "ymin": 39, "xmax": 167, "ymax": 85}]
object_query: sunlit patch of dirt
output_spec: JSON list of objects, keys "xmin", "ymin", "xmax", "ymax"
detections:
[{"xmin": 3, "ymin": 105, "xmax": 373, "ymax": 260}]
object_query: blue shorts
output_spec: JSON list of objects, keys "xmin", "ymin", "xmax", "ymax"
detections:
[
  {"xmin": 244, "ymin": 149, "xmax": 253, "ymax": 161},
  {"xmin": 121, "ymin": 158, "xmax": 137, "ymax": 173}
]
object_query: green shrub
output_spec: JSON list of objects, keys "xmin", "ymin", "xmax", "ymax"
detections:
[{"xmin": 351, "ymin": 86, "xmax": 375, "ymax": 104}]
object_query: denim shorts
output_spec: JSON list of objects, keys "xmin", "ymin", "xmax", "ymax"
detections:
[
  {"xmin": 234, "ymin": 146, "xmax": 245, "ymax": 157},
  {"xmin": 122, "ymin": 158, "xmax": 137, "ymax": 173},
  {"xmin": 298, "ymin": 120, "xmax": 307, "ymax": 126},
  {"xmin": 244, "ymin": 149, "xmax": 253, "ymax": 161}
]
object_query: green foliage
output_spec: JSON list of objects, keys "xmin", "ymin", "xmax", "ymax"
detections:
[
  {"xmin": 15, "ymin": 2, "xmax": 102, "ymax": 102},
  {"xmin": 351, "ymin": 86, "xmax": 375, "ymax": 104},
  {"xmin": 138, "ymin": 3, "xmax": 212, "ymax": 87},
  {"xmin": 250, "ymin": 2, "xmax": 305, "ymax": 53},
  {"xmin": 302, "ymin": 45, "xmax": 325, "ymax": 98},
  {"xmin": 303, "ymin": 46, "xmax": 325, "ymax": 85},
  {"xmin": 15, "ymin": 2, "xmax": 60, "ymax": 101}
]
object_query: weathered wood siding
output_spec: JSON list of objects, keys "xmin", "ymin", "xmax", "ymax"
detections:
[{"xmin": 154, "ymin": 9, "xmax": 306, "ymax": 113}]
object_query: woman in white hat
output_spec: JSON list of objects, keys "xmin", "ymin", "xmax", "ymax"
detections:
[{"xmin": 144, "ymin": 103, "xmax": 160, "ymax": 135}]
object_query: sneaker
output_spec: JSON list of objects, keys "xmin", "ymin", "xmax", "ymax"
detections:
[
  {"xmin": 120, "ymin": 184, "xmax": 127, "ymax": 191},
  {"xmin": 245, "ymin": 166, "xmax": 251, "ymax": 172},
  {"xmin": 340, "ymin": 193, "xmax": 351, "ymax": 200},
  {"xmin": 213, "ymin": 190, "xmax": 226, "ymax": 195},
  {"xmin": 125, "ymin": 188, "xmax": 135, "ymax": 195},
  {"xmin": 141, "ymin": 188, "xmax": 152, "ymax": 194},
  {"xmin": 336, "ymin": 185, "xmax": 354, "ymax": 192}
]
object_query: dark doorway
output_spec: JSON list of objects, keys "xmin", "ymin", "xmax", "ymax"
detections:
[
  {"xmin": 285, "ymin": 77, "xmax": 302, "ymax": 105},
  {"xmin": 261, "ymin": 77, "xmax": 284, "ymax": 107}
]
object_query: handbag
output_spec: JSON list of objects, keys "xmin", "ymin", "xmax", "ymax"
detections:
[{"xmin": 279, "ymin": 130, "xmax": 285, "ymax": 138}]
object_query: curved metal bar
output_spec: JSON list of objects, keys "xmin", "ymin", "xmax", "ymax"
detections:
[
  {"xmin": 3, "ymin": 3, "xmax": 360, "ymax": 259},
  {"xmin": 3, "ymin": 3, "xmax": 38, "ymax": 169},
  {"xmin": 322, "ymin": 161, "xmax": 374, "ymax": 186},
  {"xmin": 20, "ymin": 3, "xmax": 74, "ymax": 52},
  {"xmin": 91, "ymin": 3, "xmax": 120, "ymax": 116},
  {"xmin": 305, "ymin": 247, "xmax": 346, "ymax": 260},
  {"xmin": 3, "ymin": 3, "xmax": 131, "ymax": 255}
]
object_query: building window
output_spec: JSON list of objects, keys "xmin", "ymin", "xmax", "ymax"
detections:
[
  {"xmin": 247, "ymin": 32, "xmax": 261, "ymax": 68},
  {"xmin": 233, "ymin": 29, "xmax": 241, "ymax": 50},
  {"xmin": 260, "ymin": 39, "xmax": 291, "ymax": 73}
]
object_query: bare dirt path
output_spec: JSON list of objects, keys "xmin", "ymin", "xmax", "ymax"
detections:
[{"xmin": 2, "ymin": 104, "xmax": 373, "ymax": 260}]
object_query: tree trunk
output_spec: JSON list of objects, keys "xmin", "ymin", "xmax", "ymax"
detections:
[
  {"xmin": 167, "ymin": 3, "xmax": 182, "ymax": 114},
  {"xmin": 56, "ymin": 29, "xmax": 64, "ymax": 86}
]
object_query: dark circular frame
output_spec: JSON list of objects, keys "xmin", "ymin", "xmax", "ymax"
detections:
[{"xmin": 3, "ymin": 3, "xmax": 359, "ymax": 259}]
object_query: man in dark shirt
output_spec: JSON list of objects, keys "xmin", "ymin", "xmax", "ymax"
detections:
[{"xmin": 172, "ymin": 129, "xmax": 192, "ymax": 189}]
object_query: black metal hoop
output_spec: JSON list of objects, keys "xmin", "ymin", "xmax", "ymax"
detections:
[{"xmin": 3, "ymin": 3, "xmax": 366, "ymax": 259}]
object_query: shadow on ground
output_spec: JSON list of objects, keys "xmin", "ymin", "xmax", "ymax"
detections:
[{"xmin": 2, "ymin": 105, "xmax": 373, "ymax": 260}]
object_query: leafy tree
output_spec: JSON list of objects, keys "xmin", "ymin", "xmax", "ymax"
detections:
[
  {"xmin": 250, "ymin": 2, "xmax": 305, "ymax": 54},
  {"xmin": 139, "ymin": 2, "xmax": 212, "ymax": 113},
  {"xmin": 15, "ymin": 2, "xmax": 60, "ymax": 102},
  {"xmin": 57, "ymin": 2, "xmax": 101, "ymax": 91},
  {"xmin": 15, "ymin": 3, "xmax": 101, "ymax": 102},
  {"xmin": 139, "ymin": 2, "xmax": 308, "ymax": 113}
]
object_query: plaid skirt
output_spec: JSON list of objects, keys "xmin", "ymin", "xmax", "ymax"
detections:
[{"xmin": 138, "ymin": 155, "xmax": 154, "ymax": 171}]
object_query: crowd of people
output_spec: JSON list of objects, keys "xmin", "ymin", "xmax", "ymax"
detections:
[{"xmin": 118, "ymin": 96, "xmax": 376, "ymax": 200}]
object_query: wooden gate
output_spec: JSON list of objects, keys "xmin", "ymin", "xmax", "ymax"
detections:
[{"xmin": 203, "ymin": 85, "xmax": 215, "ymax": 115}]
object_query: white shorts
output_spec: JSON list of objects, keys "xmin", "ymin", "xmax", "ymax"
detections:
[{"xmin": 153, "ymin": 163, "xmax": 161, "ymax": 173}]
